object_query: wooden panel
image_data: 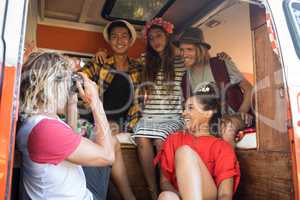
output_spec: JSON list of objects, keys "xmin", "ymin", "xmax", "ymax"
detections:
[
  {"xmin": 250, "ymin": 4, "xmax": 266, "ymax": 30},
  {"xmin": 37, "ymin": 24, "xmax": 146, "ymax": 58},
  {"xmin": 235, "ymin": 150, "xmax": 293, "ymax": 200},
  {"xmin": 254, "ymin": 24, "xmax": 290, "ymax": 152}
]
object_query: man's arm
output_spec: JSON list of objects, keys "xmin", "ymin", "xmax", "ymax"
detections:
[
  {"xmin": 95, "ymin": 48, "xmax": 109, "ymax": 65},
  {"xmin": 238, "ymin": 79, "xmax": 252, "ymax": 113},
  {"xmin": 67, "ymin": 73, "xmax": 115, "ymax": 166},
  {"xmin": 238, "ymin": 79, "xmax": 253, "ymax": 126},
  {"xmin": 224, "ymin": 58, "xmax": 253, "ymax": 126}
]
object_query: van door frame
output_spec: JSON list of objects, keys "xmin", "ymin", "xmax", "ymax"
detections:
[
  {"xmin": 265, "ymin": 0, "xmax": 300, "ymax": 199},
  {"xmin": 0, "ymin": 0, "xmax": 28, "ymax": 199}
]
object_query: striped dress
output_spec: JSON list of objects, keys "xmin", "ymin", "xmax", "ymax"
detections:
[{"xmin": 133, "ymin": 56, "xmax": 186, "ymax": 140}]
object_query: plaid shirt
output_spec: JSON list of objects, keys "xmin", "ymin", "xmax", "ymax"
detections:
[{"xmin": 81, "ymin": 56, "xmax": 142, "ymax": 131}]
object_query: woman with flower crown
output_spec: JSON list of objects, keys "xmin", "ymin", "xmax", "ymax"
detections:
[{"xmin": 130, "ymin": 18, "xmax": 186, "ymax": 199}]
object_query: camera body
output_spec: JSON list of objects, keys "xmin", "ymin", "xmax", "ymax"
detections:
[{"xmin": 71, "ymin": 73, "xmax": 84, "ymax": 92}]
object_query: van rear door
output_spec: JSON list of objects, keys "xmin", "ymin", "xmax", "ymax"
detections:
[
  {"xmin": 0, "ymin": 0, "xmax": 28, "ymax": 199},
  {"xmin": 266, "ymin": 0, "xmax": 300, "ymax": 199}
]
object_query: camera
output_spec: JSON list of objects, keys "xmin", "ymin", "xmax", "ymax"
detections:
[{"xmin": 71, "ymin": 73, "xmax": 84, "ymax": 92}]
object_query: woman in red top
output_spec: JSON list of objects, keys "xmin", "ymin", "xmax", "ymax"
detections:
[{"xmin": 155, "ymin": 84, "xmax": 241, "ymax": 200}]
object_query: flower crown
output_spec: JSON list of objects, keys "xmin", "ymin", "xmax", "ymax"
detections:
[{"xmin": 143, "ymin": 18, "xmax": 174, "ymax": 39}]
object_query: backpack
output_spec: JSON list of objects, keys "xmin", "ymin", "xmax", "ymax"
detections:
[{"xmin": 181, "ymin": 57, "xmax": 244, "ymax": 113}]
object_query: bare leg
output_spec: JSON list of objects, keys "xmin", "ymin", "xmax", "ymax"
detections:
[
  {"xmin": 154, "ymin": 139, "xmax": 166, "ymax": 191},
  {"xmin": 135, "ymin": 137, "xmax": 158, "ymax": 200},
  {"xmin": 158, "ymin": 191, "xmax": 180, "ymax": 200},
  {"xmin": 153, "ymin": 139, "xmax": 163, "ymax": 152},
  {"xmin": 111, "ymin": 137, "xmax": 136, "ymax": 200},
  {"xmin": 175, "ymin": 145, "xmax": 217, "ymax": 200}
]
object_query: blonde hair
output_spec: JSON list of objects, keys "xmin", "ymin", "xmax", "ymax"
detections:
[
  {"xmin": 195, "ymin": 44, "xmax": 210, "ymax": 66},
  {"xmin": 20, "ymin": 52, "xmax": 72, "ymax": 117}
]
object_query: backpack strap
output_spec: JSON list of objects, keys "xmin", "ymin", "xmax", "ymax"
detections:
[{"xmin": 210, "ymin": 57, "xmax": 244, "ymax": 113}]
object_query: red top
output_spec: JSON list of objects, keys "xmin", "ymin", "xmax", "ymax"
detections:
[
  {"xmin": 28, "ymin": 119, "xmax": 81, "ymax": 165},
  {"xmin": 154, "ymin": 131, "xmax": 240, "ymax": 192}
]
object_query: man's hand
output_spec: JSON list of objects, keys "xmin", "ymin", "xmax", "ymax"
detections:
[
  {"xmin": 217, "ymin": 52, "xmax": 232, "ymax": 61},
  {"xmin": 220, "ymin": 115, "xmax": 245, "ymax": 147},
  {"xmin": 239, "ymin": 112, "xmax": 253, "ymax": 127},
  {"xmin": 77, "ymin": 72, "xmax": 100, "ymax": 108},
  {"xmin": 95, "ymin": 48, "xmax": 108, "ymax": 65}
]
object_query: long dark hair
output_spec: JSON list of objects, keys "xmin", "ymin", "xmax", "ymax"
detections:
[{"xmin": 142, "ymin": 25, "xmax": 175, "ymax": 93}]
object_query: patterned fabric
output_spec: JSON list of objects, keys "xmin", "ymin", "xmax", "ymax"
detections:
[
  {"xmin": 142, "ymin": 56, "xmax": 186, "ymax": 117},
  {"xmin": 132, "ymin": 56, "xmax": 186, "ymax": 139},
  {"xmin": 81, "ymin": 57, "xmax": 142, "ymax": 131},
  {"xmin": 133, "ymin": 116, "xmax": 185, "ymax": 140}
]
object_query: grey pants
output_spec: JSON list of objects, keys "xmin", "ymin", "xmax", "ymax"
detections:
[{"xmin": 83, "ymin": 166, "xmax": 111, "ymax": 200}]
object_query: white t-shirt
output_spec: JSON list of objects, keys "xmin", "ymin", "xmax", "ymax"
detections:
[{"xmin": 17, "ymin": 115, "xmax": 93, "ymax": 200}]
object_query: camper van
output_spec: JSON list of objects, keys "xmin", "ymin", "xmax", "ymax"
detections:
[{"xmin": 1, "ymin": 0, "xmax": 300, "ymax": 199}]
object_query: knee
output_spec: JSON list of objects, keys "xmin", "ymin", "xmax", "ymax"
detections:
[
  {"xmin": 135, "ymin": 137, "xmax": 151, "ymax": 150},
  {"xmin": 175, "ymin": 145, "xmax": 196, "ymax": 162},
  {"xmin": 158, "ymin": 191, "xmax": 180, "ymax": 200},
  {"xmin": 175, "ymin": 145, "xmax": 194, "ymax": 157}
]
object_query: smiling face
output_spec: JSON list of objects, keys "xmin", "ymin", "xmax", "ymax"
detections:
[
  {"xmin": 148, "ymin": 27, "xmax": 168, "ymax": 54},
  {"xmin": 180, "ymin": 43, "xmax": 198, "ymax": 68},
  {"xmin": 109, "ymin": 27, "xmax": 131, "ymax": 55},
  {"xmin": 182, "ymin": 96, "xmax": 214, "ymax": 134}
]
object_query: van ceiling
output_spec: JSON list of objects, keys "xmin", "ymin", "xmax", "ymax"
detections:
[{"xmin": 39, "ymin": 0, "xmax": 224, "ymax": 31}]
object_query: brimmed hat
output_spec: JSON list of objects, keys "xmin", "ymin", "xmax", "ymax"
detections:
[
  {"xmin": 103, "ymin": 20, "xmax": 137, "ymax": 46},
  {"xmin": 178, "ymin": 27, "xmax": 211, "ymax": 49}
]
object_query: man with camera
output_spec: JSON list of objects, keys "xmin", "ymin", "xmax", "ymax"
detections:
[{"xmin": 17, "ymin": 52, "xmax": 114, "ymax": 200}]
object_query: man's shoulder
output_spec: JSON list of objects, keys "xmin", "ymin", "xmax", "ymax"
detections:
[{"xmin": 105, "ymin": 56, "xmax": 115, "ymax": 65}]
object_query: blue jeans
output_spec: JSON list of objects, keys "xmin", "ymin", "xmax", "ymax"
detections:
[{"xmin": 83, "ymin": 166, "xmax": 111, "ymax": 200}]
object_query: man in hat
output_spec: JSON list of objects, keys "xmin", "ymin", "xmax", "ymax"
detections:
[
  {"xmin": 179, "ymin": 27, "xmax": 253, "ymax": 144},
  {"xmin": 82, "ymin": 20, "xmax": 141, "ymax": 131},
  {"xmin": 79, "ymin": 20, "xmax": 140, "ymax": 200}
]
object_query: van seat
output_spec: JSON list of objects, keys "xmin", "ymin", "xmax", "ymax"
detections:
[{"xmin": 236, "ymin": 129, "xmax": 257, "ymax": 149}]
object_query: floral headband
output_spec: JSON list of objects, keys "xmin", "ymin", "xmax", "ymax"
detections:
[
  {"xmin": 194, "ymin": 82, "xmax": 218, "ymax": 95},
  {"xmin": 143, "ymin": 17, "xmax": 174, "ymax": 39}
]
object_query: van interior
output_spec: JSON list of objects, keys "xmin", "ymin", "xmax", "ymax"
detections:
[{"xmin": 10, "ymin": 0, "xmax": 294, "ymax": 199}]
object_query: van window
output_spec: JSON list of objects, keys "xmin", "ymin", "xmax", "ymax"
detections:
[
  {"xmin": 102, "ymin": 0, "xmax": 175, "ymax": 25},
  {"xmin": 284, "ymin": 0, "xmax": 300, "ymax": 58}
]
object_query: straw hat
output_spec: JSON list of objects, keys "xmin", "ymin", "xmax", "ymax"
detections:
[{"xmin": 103, "ymin": 20, "xmax": 137, "ymax": 46}]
